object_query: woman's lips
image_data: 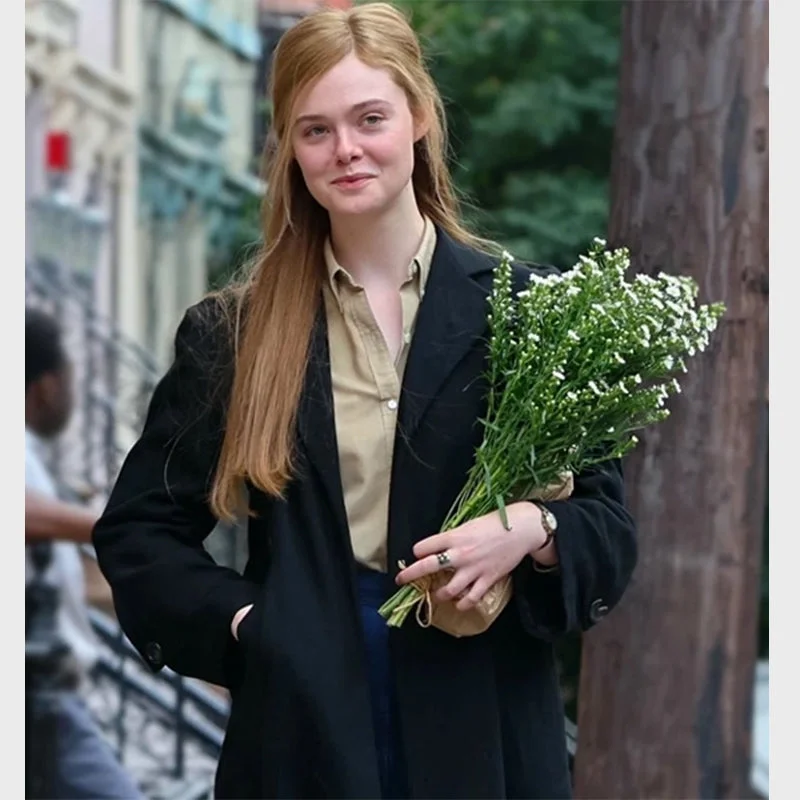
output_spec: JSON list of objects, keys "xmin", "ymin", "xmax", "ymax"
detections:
[{"xmin": 332, "ymin": 175, "xmax": 374, "ymax": 189}]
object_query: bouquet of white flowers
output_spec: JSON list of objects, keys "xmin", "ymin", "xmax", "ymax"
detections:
[{"xmin": 378, "ymin": 238, "xmax": 726, "ymax": 635}]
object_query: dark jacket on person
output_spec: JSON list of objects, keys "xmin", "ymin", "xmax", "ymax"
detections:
[{"xmin": 92, "ymin": 228, "xmax": 638, "ymax": 799}]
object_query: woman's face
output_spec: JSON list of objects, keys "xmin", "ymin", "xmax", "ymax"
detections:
[{"xmin": 291, "ymin": 53, "xmax": 424, "ymax": 222}]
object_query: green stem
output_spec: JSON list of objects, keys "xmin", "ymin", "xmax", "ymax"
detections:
[{"xmin": 378, "ymin": 584, "xmax": 419, "ymax": 620}]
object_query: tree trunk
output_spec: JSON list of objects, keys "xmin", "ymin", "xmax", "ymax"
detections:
[{"xmin": 573, "ymin": 1, "xmax": 768, "ymax": 798}]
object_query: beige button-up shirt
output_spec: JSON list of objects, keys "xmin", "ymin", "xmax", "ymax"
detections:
[{"xmin": 322, "ymin": 218, "xmax": 437, "ymax": 572}]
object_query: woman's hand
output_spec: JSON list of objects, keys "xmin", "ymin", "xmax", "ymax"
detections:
[
  {"xmin": 231, "ymin": 604, "xmax": 254, "ymax": 641},
  {"xmin": 395, "ymin": 502, "xmax": 550, "ymax": 611}
]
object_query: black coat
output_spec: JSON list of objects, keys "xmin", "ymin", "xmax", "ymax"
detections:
[{"xmin": 92, "ymin": 229, "xmax": 638, "ymax": 799}]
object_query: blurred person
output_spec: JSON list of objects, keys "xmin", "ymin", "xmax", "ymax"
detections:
[
  {"xmin": 91, "ymin": 3, "xmax": 638, "ymax": 798},
  {"xmin": 26, "ymin": 488, "xmax": 98, "ymax": 544},
  {"xmin": 25, "ymin": 307, "xmax": 144, "ymax": 799}
]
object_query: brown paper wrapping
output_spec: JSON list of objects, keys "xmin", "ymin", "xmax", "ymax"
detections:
[{"xmin": 412, "ymin": 471, "xmax": 574, "ymax": 638}]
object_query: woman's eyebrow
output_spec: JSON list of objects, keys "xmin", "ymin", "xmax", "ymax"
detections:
[{"xmin": 294, "ymin": 99, "xmax": 392, "ymax": 127}]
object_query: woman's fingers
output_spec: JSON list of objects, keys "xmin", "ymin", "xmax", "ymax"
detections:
[
  {"xmin": 435, "ymin": 567, "xmax": 478, "ymax": 603},
  {"xmin": 411, "ymin": 531, "xmax": 455, "ymax": 559},
  {"xmin": 396, "ymin": 549, "xmax": 458, "ymax": 586},
  {"xmin": 455, "ymin": 576, "xmax": 493, "ymax": 611}
]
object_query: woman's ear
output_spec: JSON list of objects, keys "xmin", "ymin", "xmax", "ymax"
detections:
[{"xmin": 413, "ymin": 112, "xmax": 430, "ymax": 144}]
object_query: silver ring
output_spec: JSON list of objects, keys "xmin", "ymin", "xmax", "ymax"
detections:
[{"xmin": 436, "ymin": 550, "xmax": 452, "ymax": 569}]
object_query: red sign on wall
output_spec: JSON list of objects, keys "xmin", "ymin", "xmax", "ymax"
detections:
[{"xmin": 46, "ymin": 131, "xmax": 71, "ymax": 172}]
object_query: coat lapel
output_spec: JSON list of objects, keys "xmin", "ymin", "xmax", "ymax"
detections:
[
  {"xmin": 398, "ymin": 230, "xmax": 496, "ymax": 442},
  {"xmin": 295, "ymin": 307, "xmax": 352, "ymax": 554}
]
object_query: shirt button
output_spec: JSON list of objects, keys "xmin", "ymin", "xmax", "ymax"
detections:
[{"xmin": 387, "ymin": 399, "xmax": 398, "ymax": 411}]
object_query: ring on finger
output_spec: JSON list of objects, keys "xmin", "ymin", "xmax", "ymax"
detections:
[{"xmin": 436, "ymin": 550, "xmax": 453, "ymax": 570}]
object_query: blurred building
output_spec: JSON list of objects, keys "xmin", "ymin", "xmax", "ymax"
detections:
[
  {"xmin": 25, "ymin": 0, "xmax": 148, "ymax": 497},
  {"xmin": 26, "ymin": 0, "xmax": 140, "ymax": 336},
  {"xmin": 139, "ymin": 0, "xmax": 264, "ymax": 365},
  {"xmin": 25, "ymin": 0, "xmax": 266, "ymax": 490}
]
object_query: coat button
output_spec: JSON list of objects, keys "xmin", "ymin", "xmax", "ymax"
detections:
[
  {"xmin": 588, "ymin": 599, "xmax": 609, "ymax": 624},
  {"xmin": 144, "ymin": 641, "xmax": 164, "ymax": 669}
]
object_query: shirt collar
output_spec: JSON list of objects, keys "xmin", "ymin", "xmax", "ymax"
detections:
[{"xmin": 323, "ymin": 216, "xmax": 437, "ymax": 308}]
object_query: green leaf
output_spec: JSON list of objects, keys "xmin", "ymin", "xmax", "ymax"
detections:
[
  {"xmin": 483, "ymin": 460, "xmax": 494, "ymax": 496},
  {"xmin": 496, "ymin": 493, "xmax": 511, "ymax": 531}
]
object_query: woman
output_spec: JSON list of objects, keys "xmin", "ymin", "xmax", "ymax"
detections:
[{"xmin": 92, "ymin": 3, "xmax": 638, "ymax": 798}]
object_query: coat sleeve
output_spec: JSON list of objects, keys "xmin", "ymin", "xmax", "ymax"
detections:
[
  {"xmin": 91, "ymin": 301, "xmax": 260, "ymax": 688},
  {"xmin": 512, "ymin": 457, "xmax": 637, "ymax": 640}
]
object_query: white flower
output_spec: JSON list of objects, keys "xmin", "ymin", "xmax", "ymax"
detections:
[
  {"xmin": 588, "ymin": 380, "xmax": 603, "ymax": 396},
  {"xmin": 665, "ymin": 283, "xmax": 682, "ymax": 298},
  {"xmin": 553, "ymin": 369, "xmax": 566, "ymax": 381},
  {"xmin": 567, "ymin": 330, "xmax": 580, "ymax": 342},
  {"xmin": 666, "ymin": 300, "xmax": 686, "ymax": 316}
]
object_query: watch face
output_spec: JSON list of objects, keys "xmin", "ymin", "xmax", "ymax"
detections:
[{"xmin": 545, "ymin": 509, "xmax": 557, "ymax": 531}]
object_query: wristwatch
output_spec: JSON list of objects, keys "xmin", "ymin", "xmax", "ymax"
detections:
[{"xmin": 531, "ymin": 502, "xmax": 558, "ymax": 552}]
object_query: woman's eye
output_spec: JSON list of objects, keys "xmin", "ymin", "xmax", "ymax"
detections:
[
  {"xmin": 305, "ymin": 125, "xmax": 327, "ymax": 138},
  {"xmin": 363, "ymin": 114, "xmax": 383, "ymax": 127}
]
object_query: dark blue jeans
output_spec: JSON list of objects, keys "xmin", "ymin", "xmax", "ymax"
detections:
[{"xmin": 356, "ymin": 567, "xmax": 410, "ymax": 799}]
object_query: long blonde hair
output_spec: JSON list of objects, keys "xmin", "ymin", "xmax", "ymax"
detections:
[{"xmin": 209, "ymin": 1, "xmax": 489, "ymax": 520}]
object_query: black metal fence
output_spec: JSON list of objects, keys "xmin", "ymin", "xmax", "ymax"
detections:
[{"xmin": 86, "ymin": 601, "xmax": 229, "ymax": 799}]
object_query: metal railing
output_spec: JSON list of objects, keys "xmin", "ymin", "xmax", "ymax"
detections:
[{"xmin": 85, "ymin": 602, "xmax": 228, "ymax": 800}]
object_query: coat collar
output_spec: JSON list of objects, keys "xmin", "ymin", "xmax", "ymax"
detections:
[
  {"xmin": 397, "ymin": 228, "xmax": 495, "ymax": 440},
  {"xmin": 295, "ymin": 226, "xmax": 496, "ymax": 551}
]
